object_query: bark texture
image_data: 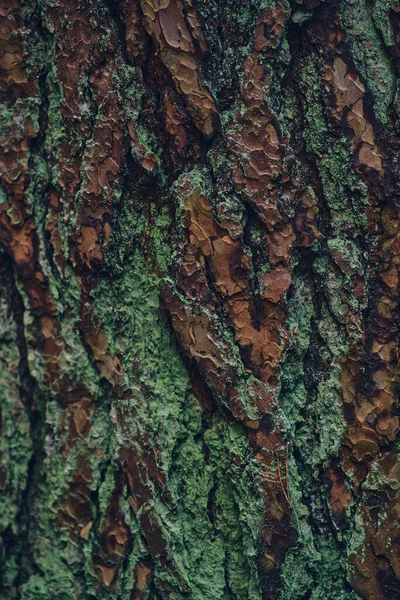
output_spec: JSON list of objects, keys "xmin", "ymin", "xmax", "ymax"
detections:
[{"xmin": 1, "ymin": 1, "xmax": 400, "ymax": 599}]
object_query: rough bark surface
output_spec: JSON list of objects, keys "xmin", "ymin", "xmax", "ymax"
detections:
[{"xmin": 1, "ymin": 1, "xmax": 400, "ymax": 599}]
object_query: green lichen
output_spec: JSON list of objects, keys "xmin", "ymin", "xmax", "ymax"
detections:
[
  {"xmin": 3, "ymin": 0, "xmax": 396, "ymax": 598},
  {"xmin": 278, "ymin": 261, "xmax": 356, "ymax": 599},
  {"xmin": 371, "ymin": 0, "xmax": 396, "ymax": 47},
  {"xmin": 340, "ymin": 0, "xmax": 395, "ymax": 125},
  {"xmin": 299, "ymin": 56, "xmax": 370, "ymax": 234},
  {"xmin": 0, "ymin": 261, "xmax": 32, "ymax": 598},
  {"xmin": 92, "ymin": 247, "xmax": 264, "ymax": 600}
]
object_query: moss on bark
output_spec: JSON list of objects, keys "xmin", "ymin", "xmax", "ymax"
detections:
[{"xmin": 1, "ymin": 1, "xmax": 400, "ymax": 599}]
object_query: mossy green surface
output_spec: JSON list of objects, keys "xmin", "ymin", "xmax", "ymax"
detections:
[
  {"xmin": 341, "ymin": 0, "xmax": 395, "ymax": 125},
  {"xmin": 0, "ymin": 259, "xmax": 33, "ymax": 598},
  {"xmin": 2, "ymin": 0, "xmax": 397, "ymax": 598},
  {"xmin": 93, "ymin": 245, "xmax": 264, "ymax": 600},
  {"xmin": 278, "ymin": 267, "xmax": 356, "ymax": 600}
]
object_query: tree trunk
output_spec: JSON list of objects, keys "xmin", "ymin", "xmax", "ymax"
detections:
[{"xmin": 1, "ymin": 1, "xmax": 400, "ymax": 599}]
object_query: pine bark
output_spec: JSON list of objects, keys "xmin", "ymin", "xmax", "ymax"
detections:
[{"xmin": 1, "ymin": 1, "xmax": 400, "ymax": 599}]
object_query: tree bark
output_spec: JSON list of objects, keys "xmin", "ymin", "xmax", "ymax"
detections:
[{"xmin": 1, "ymin": 1, "xmax": 400, "ymax": 599}]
